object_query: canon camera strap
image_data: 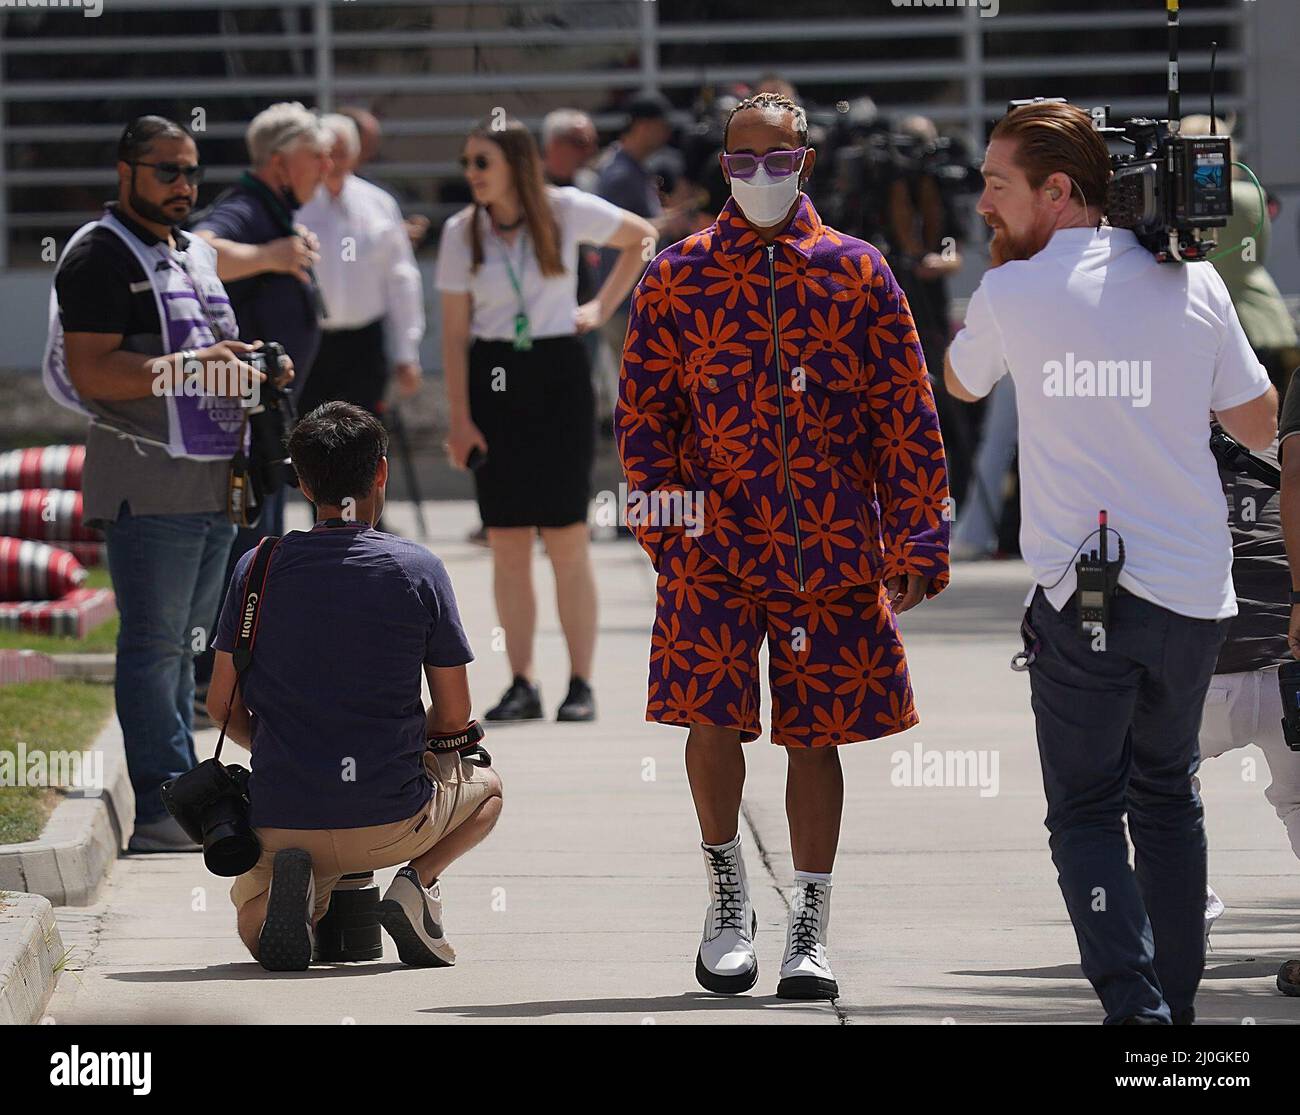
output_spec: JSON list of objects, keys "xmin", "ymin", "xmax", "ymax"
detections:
[{"xmin": 214, "ymin": 534, "xmax": 282, "ymax": 762}]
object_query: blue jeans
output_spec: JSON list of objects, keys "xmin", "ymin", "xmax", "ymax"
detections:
[
  {"xmin": 953, "ymin": 375, "xmax": 1018, "ymax": 555},
  {"xmin": 1027, "ymin": 586, "xmax": 1227, "ymax": 1023},
  {"xmin": 104, "ymin": 503, "xmax": 236, "ymax": 824}
]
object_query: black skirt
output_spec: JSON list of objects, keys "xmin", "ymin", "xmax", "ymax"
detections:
[{"xmin": 468, "ymin": 335, "xmax": 595, "ymax": 528}]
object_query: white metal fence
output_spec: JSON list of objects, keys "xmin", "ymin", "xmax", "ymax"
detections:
[{"xmin": 0, "ymin": 0, "xmax": 1254, "ymax": 267}]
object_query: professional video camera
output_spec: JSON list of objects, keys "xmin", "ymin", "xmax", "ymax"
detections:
[
  {"xmin": 228, "ymin": 340, "xmax": 299, "ymax": 527},
  {"xmin": 823, "ymin": 97, "xmax": 980, "ymax": 252},
  {"xmin": 1009, "ymin": 0, "xmax": 1234, "ymax": 263}
]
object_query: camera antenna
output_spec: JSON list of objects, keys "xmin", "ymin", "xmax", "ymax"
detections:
[
  {"xmin": 1168, "ymin": 0, "xmax": 1180, "ymax": 131},
  {"xmin": 1209, "ymin": 41, "xmax": 1219, "ymax": 133}
]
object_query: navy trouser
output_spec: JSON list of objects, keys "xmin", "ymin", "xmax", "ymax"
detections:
[
  {"xmin": 104, "ymin": 503, "xmax": 236, "ymax": 823},
  {"xmin": 1026, "ymin": 586, "xmax": 1227, "ymax": 1024}
]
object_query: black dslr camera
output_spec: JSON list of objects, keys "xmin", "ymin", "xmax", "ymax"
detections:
[
  {"xmin": 1009, "ymin": 1, "xmax": 1233, "ymax": 263},
  {"xmin": 1280, "ymin": 661, "xmax": 1300, "ymax": 753},
  {"xmin": 228, "ymin": 340, "xmax": 299, "ymax": 526},
  {"xmin": 160, "ymin": 758, "xmax": 259, "ymax": 876}
]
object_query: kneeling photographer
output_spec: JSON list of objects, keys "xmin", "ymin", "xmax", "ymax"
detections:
[
  {"xmin": 944, "ymin": 101, "xmax": 1276, "ymax": 1024},
  {"xmin": 205, "ymin": 402, "xmax": 502, "ymax": 972}
]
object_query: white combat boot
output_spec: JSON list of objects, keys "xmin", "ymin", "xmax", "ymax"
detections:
[
  {"xmin": 777, "ymin": 876, "xmax": 838, "ymax": 1000},
  {"xmin": 695, "ymin": 834, "xmax": 759, "ymax": 994}
]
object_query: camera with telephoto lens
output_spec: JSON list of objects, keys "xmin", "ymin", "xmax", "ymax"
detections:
[
  {"xmin": 246, "ymin": 341, "xmax": 298, "ymax": 494},
  {"xmin": 1007, "ymin": 1, "xmax": 1233, "ymax": 263},
  {"xmin": 160, "ymin": 758, "xmax": 260, "ymax": 876},
  {"xmin": 228, "ymin": 340, "xmax": 299, "ymax": 526}
]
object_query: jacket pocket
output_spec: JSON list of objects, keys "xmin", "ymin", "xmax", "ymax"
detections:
[
  {"xmin": 795, "ymin": 350, "xmax": 872, "ymax": 460},
  {"xmin": 686, "ymin": 345, "xmax": 760, "ymax": 464}
]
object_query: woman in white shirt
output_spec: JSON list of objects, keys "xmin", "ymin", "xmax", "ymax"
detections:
[{"xmin": 437, "ymin": 117, "xmax": 654, "ymax": 723}]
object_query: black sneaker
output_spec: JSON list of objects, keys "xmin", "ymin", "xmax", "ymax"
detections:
[
  {"xmin": 1278, "ymin": 958, "xmax": 1300, "ymax": 997},
  {"xmin": 556, "ymin": 677, "xmax": 596, "ymax": 722},
  {"xmin": 484, "ymin": 675, "xmax": 543, "ymax": 721},
  {"xmin": 258, "ymin": 848, "xmax": 315, "ymax": 972}
]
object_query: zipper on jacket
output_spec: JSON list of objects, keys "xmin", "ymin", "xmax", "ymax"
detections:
[{"xmin": 767, "ymin": 243, "xmax": 805, "ymax": 591}]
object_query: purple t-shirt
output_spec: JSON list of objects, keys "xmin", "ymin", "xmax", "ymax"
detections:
[{"xmin": 213, "ymin": 524, "xmax": 473, "ymax": 829}]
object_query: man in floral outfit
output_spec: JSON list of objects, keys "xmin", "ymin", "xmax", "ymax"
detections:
[{"xmin": 616, "ymin": 92, "xmax": 950, "ymax": 1000}]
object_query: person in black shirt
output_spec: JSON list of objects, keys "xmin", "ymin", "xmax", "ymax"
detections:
[
  {"xmin": 50, "ymin": 115, "xmax": 293, "ymax": 852},
  {"xmin": 190, "ymin": 103, "xmax": 330, "ymax": 703}
]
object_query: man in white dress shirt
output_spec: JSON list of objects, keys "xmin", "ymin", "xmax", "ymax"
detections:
[{"xmin": 296, "ymin": 114, "xmax": 425, "ymax": 415}]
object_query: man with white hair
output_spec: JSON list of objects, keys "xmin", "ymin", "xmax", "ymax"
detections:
[
  {"xmin": 189, "ymin": 102, "xmax": 330, "ymax": 710},
  {"xmin": 192, "ymin": 101, "xmax": 330, "ymax": 397},
  {"xmin": 542, "ymin": 109, "xmax": 598, "ymax": 193},
  {"xmin": 295, "ymin": 113, "xmax": 425, "ymax": 413}
]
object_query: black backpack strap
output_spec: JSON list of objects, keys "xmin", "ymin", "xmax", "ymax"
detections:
[{"xmin": 214, "ymin": 534, "xmax": 282, "ymax": 760}]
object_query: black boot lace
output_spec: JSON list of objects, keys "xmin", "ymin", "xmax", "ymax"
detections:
[
  {"xmin": 789, "ymin": 883, "xmax": 824, "ymax": 959},
  {"xmin": 707, "ymin": 849, "xmax": 744, "ymax": 932}
]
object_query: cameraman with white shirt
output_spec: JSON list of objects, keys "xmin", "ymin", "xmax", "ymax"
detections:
[{"xmin": 944, "ymin": 102, "xmax": 1276, "ymax": 1025}]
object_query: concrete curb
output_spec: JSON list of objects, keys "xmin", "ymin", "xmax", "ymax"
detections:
[
  {"xmin": 50, "ymin": 652, "xmax": 114, "ymax": 683},
  {"xmin": 0, "ymin": 891, "xmax": 63, "ymax": 1025},
  {"xmin": 0, "ymin": 715, "xmax": 132, "ymax": 906}
]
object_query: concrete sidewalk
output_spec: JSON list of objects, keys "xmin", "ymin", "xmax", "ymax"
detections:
[{"xmin": 46, "ymin": 501, "xmax": 1300, "ymax": 1025}]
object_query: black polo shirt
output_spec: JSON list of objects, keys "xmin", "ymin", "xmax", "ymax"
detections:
[
  {"xmin": 52, "ymin": 204, "xmax": 232, "ymax": 523},
  {"xmin": 56, "ymin": 203, "xmax": 189, "ymax": 341},
  {"xmin": 191, "ymin": 174, "xmax": 322, "ymax": 389}
]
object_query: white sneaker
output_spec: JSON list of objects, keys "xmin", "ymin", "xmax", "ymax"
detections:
[
  {"xmin": 258, "ymin": 848, "xmax": 316, "ymax": 972},
  {"xmin": 695, "ymin": 836, "xmax": 758, "ymax": 994},
  {"xmin": 777, "ymin": 878, "xmax": 838, "ymax": 1000},
  {"xmin": 1205, "ymin": 884, "xmax": 1226, "ymax": 947},
  {"xmin": 376, "ymin": 866, "xmax": 456, "ymax": 967}
]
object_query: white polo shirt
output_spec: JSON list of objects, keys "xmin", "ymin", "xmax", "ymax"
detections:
[
  {"xmin": 948, "ymin": 225, "xmax": 1269, "ymax": 620},
  {"xmin": 434, "ymin": 185, "xmax": 624, "ymax": 342}
]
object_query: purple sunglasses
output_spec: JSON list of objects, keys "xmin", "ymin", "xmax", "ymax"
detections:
[{"xmin": 721, "ymin": 146, "xmax": 808, "ymax": 180}]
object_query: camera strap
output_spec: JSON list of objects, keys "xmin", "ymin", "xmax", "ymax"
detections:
[
  {"xmin": 214, "ymin": 534, "xmax": 283, "ymax": 762},
  {"xmin": 427, "ymin": 719, "xmax": 491, "ymax": 767}
]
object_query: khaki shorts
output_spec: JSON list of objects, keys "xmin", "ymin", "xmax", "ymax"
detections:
[{"xmin": 230, "ymin": 751, "xmax": 496, "ymax": 921}]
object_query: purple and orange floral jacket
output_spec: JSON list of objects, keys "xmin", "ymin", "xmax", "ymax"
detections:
[{"xmin": 616, "ymin": 194, "xmax": 950, "ymax": 599}]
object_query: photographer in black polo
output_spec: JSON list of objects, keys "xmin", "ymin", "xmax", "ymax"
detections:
[{"xmin": 207, "ymin": 403, "xmax": 501, "ymax": 971}]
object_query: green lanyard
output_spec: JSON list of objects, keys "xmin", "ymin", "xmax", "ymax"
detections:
[{"xmin": 498, "ymin": 229, "xmax": 533, "ymax": 352}]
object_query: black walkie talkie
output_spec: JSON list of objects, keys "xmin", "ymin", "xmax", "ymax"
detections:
[{"xmin": 1075, "ymin": 510, "xmax": 1124, "ymax": 634}]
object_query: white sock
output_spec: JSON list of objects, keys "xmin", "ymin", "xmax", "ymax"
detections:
[
  {"xmin": 794, "ymin": 870, "xmax": 831, "ymax": 885},
  {"xmin": 703, "ymin": 833, "xmax": 741, "ymax": 853}
]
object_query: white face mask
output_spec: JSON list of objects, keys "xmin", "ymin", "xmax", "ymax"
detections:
[{"xmin": 729, "ymin": 155, "xmax": 805, "ymax": 227}]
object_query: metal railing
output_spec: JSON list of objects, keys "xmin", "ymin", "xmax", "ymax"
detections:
[{"xmin": 0, "ymin": 0, "xmax": 1253, "ymax": 266}]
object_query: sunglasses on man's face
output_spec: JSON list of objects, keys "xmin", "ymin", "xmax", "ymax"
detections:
[
  {"xmin": 720, "ymin": 147, "xmax": 808, "ymax": 181},
  {"xmin": 460, "ymin": 153, "xmax": 492, "ymax": 172},
  {"xmin": 130, "ymin": 161, "xmax": 204, "ymax": 186}
]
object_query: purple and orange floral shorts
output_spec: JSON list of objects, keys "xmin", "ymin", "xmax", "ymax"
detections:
[{"xmin": 646, "ymin": 547, "xmax": 919, "ymax": 748}]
